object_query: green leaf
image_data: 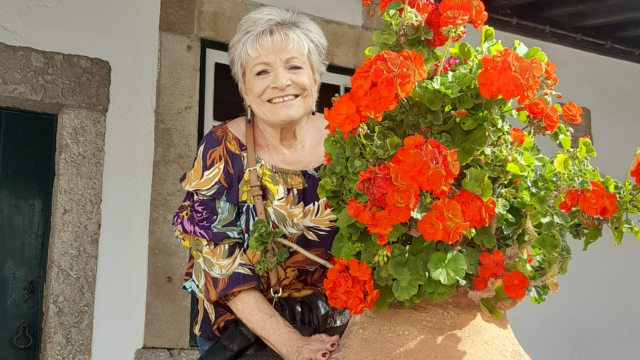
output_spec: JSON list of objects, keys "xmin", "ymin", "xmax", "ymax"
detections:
[
  {"xmin": 602, "ymin": 176, "xmax": 615, "ymax": 193},
  {"xmin": 578, "ymin": 137, "xmax": 597, "ymax": 158},
  {"xmin": 388, "ymin": 255, "xmax": 426, "ymax": 301},
  {"xmin": 513, "ymin": 40, "xmax": 529, "ymax": 57},
  {"xmin": 523, "ymin": 47, "xmax": 547, "ymax": 62},
  {"xmin": 276, "ymin": 248, "xmax": 289, "ymax": 264},
  {"xmin": 535, "ymin": 233, "xmax": 559, "ymax": 254},
  {"xmin": 387, "ymin": 223, "xmax": 408, "ymax": 243},
  {"xmin": 506, "ymin": 162, "xmax": 522, "ymax": 174},
  {"xmin": 365, "ymin": 46, "xmax": 381, "ymax": 57},
  {"xmin": 372, "ymin": 30, "xmax": 397, "ymax": 44},
  {"xmin": 374, "ymin": 266, "xmax": 395, "ymax": 286},
  {"xmin": 427, "ymin": 251, "xmax": 467, "ymax": 285},
  {"xmin": 462, "ymin": 247, "xmax": 481, "ymax": 275},
  {"xmin": 335, "ymin": 208, "xmax": 356, "ymax": 228},
  {"xmin": 481, "ymin": 26, "xmax": 496, "ymax": 49},
  {"xmin": 330, "ymin": 233, "xmax": 356, "ymax": 259},
  {"xmin": 553, "ymin": 154, "xmax": 571, "ymax": 172},
  {"xmin": 373, "ymin": 286, "xmax": 395, "ymax": 312},
  {"xmin": 454, "ymin": 94, "xmax": 475, "ymax": 110},
  {"xmin": 473, "ymin": 226, "xmax": 497, "ymax": 248},
  {"xmin": 462, "ymin": 168, "xmax": 493, "ymax": 200},
  {"xmin": 425, "ymin": 88, "xmax": 443, "ymax": 110},
  {"xmin": 422, "ymin": 277, "xmax": 456, "ymax": 302},
  {"xmin": 582, "ymin": 225, "xmax": 603, "ymax": 251},
  {"xmin": 446, "ymin": 123, "xmax": 488, "ymax": 165},
  {"xmin": 459, "ymin": 115, "xmax": 479, "ymax": 130}
]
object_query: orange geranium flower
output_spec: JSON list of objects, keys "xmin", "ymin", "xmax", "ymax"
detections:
[
  {"xmin": 631, "ymin": 155, "xmax": 640, "ymax": 185},
  {"xmin": 525, "ymin": 98, "xmax": 548, "ymax": 119},
  {"xmin": 558, "ymin": 189, "xmax": 579, "ymax": 214},
  {"xmin": 324, "ymin": 257, "xmax": 379, "ymax": 316},
  {"xmin": 438, "ymin": 0, "xmax": 488, "ymax": 30},
  {"xmin": 324, "ymin": 92, "xmax": 366, "ymax": 134},
  {"xmin": 561, "ymin": 102, "xmax": 583, "ymax": 124},
  {"xmin": 510, "ymin": 128, "xmax": 526, "ymax": 146},
  {"xmin": 542, "ymin": 105, "xmax": 560, "ymax": 133},
  {"xmin": 502, "ymin": 270, "xmax": 530, "ymax": 300},
  {"xmin": 453, "ymin": 190, "xmax": 496, "ymax": 228},
  {"xmin": 480, "ymin": 250, "xmax": 506, "ymax": 277},
  {"xmin": 578, "ymin": 181, "xmax": 618, "ymax": 219},
  {"xmin": 472, "ymin": 265, "xmax": 494, "ymax": 291},
  {"xmin": 425, "ymin": 9, "xmax": 450, "ymax": 47},
  {"xmin": 417, "ymin": 198, "xmax": 470, "ymax": 243},
  {"xmin": 478, "ymin": 49, "xmax": 539, "ymax": 105}
]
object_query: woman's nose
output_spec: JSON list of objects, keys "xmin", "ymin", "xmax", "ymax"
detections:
[{"xmin": 271, "ymin": 68, "xmax": 291, "ymax": 89}]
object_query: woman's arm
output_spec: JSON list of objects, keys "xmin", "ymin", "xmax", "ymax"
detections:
[{"xmin": 228, "ymin": 289, "xmax": 339, "ymax": 360}]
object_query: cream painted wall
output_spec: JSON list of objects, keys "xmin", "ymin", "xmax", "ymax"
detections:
[
  {"xmin": 250, "ymin": 0, "xmax": 364, "ymax": 26},
  {"xmin": 0, "ymin": 1, "xmax": 160, "ymax": 360}
]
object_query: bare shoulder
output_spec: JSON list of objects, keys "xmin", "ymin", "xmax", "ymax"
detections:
[{"xmin": 225, "ymin": 116, "xmax": 248, "ymax": 144}]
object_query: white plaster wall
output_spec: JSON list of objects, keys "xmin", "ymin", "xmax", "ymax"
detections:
[
  {"xmin": 0, "ymin": 1, "xmax": 160, "ymax": 360},
  {"xmin": 250, "ymin": 0, "xmax": 364, "ymax": 26}
]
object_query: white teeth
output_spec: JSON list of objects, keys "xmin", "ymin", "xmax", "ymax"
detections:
[{"xmin": 269, "ymin": 95, "xmax": 297, "ymax": 104}]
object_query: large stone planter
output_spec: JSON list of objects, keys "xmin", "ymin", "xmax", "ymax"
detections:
[{"xmin": 332, "ymin": 288, "xmax": 531, "ymax": 360}]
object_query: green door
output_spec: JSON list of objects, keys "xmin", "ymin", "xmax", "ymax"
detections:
[{"xmin": 0, "ymin": 109, "xmax": 56, "ymax": 359}]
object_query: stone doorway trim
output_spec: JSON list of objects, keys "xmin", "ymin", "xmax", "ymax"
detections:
[{"xmin": 0, "ymin": 42, "xmax": 110, "ymax": 360}]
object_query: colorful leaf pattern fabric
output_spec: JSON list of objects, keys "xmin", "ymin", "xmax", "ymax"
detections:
[{"xmin": 173, "ymin": 124, "xmax": 338, "ymax": 340}]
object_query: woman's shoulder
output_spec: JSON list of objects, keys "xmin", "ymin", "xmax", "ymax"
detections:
[{"xmin": 179, "ymin": 121, "xmax": 247, "ymax": 198}]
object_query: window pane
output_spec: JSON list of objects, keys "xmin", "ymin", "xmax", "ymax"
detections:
[
  {"xmin": 213, "ymin": 62, "xmax": 244, "ymax": 121},
  {"xmin": 317, "ymin": 83, "xmax": 341, "ymax": 113}
]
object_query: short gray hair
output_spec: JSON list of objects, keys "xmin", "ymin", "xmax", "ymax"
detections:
[{"xmin": 228, "ymin": 7, "xmax": 328, "ymax": 95}]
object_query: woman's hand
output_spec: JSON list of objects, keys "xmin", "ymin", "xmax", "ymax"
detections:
[{"xmin": 286, "ymin": 333, "xmax": 340, "ymax": 360}]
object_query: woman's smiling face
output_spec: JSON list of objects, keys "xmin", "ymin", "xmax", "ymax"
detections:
[{"xmin": 242, "ymin": 44, "xmax": 318, "ymax": 127}]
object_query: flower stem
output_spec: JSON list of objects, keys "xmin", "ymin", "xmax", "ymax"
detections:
[
  {"xmin": 274, "ymin": 237, "xmax": 334, "ymax": 268},
  {"xmin": 436, "ymin": 36, "xmax": 454, "ymax": 77}
]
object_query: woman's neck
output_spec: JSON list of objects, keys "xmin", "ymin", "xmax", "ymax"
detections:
[{"xmin": 254, "ymin": 116, "xmax": 309, "ymax": 150}]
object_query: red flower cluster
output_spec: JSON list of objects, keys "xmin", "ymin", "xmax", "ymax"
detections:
[
  {"xmin": 510, "ymin": 128, "xmax": 526, "ymax": 146},
  {"xmin": 472, "ymin": 250, "xmax": 506, "ymax": 291},
  {"xmin": 472, "ymin": 251, "xmax": 529, "ymax": 300},
  {"xmin": 349, "ymin": 136, "xmax": 460, "ymax": 237},
  {"xmin": 561, "ymin": 102, "xmax": 583, "ymax": 125},
  {"xmin": 558, "ymin": 181, "xmax": 618, "ymax": 219},
  {"xmin": 502, "ymin": 270, "xmax": 530, "ymax": 300},
  {"xmin": 477, "ymin": 48, "xmax": 542, "ymax": 106},
  {"xmin": 525, "ymin": 98, "xmax": 560, "ymax": 133},
  {"xmin": 631, "ymin": 155, "xmax": 640, "ymax": 185},
  {"xmin": 453, "ymin": 189, "xmax": 497, "ymax": 228},
  {"xmin": 324, "ymin": 257, "xmax": 380, "ymax": 316},
  {"xmin": 432, "ymin": 56, "xmax": 459, "ymax": 75},
  {"xmin": 417, "ymin": 198, "xmax": 469, "ymax": 243},
  {"xmin": 425, "ymin": 0, "xmax": 488, "ymax": 47},
  {"xmin": 325, "ymin": 50, "xmax": 427, "ymax": 134},
  {"xmin": 416, "ymin": 188, "xmax": 496, "ymax": 244}
]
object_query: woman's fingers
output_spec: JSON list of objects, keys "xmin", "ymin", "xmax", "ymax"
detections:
[{"xmin": 317, "ymin": 350, "xmax": 330, "ymax": 360}]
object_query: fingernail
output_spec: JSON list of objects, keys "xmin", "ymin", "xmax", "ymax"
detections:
[
  {"xmin": 330, "ymin": 342, "xmax": 338, "ymax": 349},
  {"xmin": 322, "ymin": 351, "xmax": 330, "ymax": 358}
]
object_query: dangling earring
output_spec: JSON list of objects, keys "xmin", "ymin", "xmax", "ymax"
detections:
[
  {"xmin": 247, "ymin": 106, "xmax": 252, "ymax": 123},
  {"xmin": 311, "ymin": 104, "xmax": 316, "ymax": 116}
]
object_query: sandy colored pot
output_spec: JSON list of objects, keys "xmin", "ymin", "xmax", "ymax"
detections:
[{"xmin": 332, "ymin": 288, "xmax": 531, "ymax": 360}]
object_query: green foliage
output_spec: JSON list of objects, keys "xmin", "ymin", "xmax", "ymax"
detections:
[{"xmin": 427, "ymin": 251, "xmax": 467, "ymax": 285}]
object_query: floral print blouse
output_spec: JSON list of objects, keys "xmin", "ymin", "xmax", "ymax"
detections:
[{"xmin": 173, "ymin": 124, "xmax": 338, "ymax": 340}]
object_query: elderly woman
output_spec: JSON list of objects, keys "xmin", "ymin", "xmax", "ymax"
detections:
[{"xmin": 173, "ymin": 6, "xmax": 342, "ymax": 360}]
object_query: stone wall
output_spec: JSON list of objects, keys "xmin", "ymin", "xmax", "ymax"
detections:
[{"xmin": 0, "ymin": 42, "xmax": 110, "ymax": 360}]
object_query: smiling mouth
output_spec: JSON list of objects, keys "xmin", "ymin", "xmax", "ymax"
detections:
[{"xmin": 268, "ymin": 95, "xmax": 299, "ymax": 104}]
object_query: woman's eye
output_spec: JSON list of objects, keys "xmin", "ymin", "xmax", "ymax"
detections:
[
  {"xmin": 289, "ymin": 65, "xmax": 302, "ymax": 70},
  {"xmin": 256, "ymin": 70, "xmax": 269, "ymax": 76}
]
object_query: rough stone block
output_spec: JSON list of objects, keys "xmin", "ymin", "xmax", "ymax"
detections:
[
  {"xmin": 143, "ymin": 31, "xmax": 201, "ymax": 349},
  {"xmin": 160, "ymin": 0, "xmax": 198, "ymax": 36},
  {"xmin": 0, "ymin": 42, "xmax": 110, "ymax": 113},
  {"xmin": 135, "ymin": 348, "xmax": 199, "ymax": 360}
]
